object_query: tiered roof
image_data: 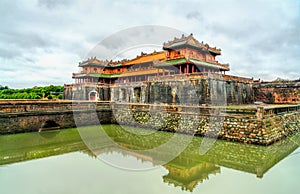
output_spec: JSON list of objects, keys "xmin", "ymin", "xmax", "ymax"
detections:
[
  {"xmin": 155, "ymin": 57, "xmax": 229, "ymax": 71},
  {"xmin": 78, "ymin": 57, "xmax": 106, "ymax": 67},
  {"xmin": 163, "ymin": 33, "xmax": 221, "ymax": 55},
  {"xmin": 78, "ymin": 57, "xmax": 128, "ymax": 68}
]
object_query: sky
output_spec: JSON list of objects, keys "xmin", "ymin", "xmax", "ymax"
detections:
[{"xmin": 0, "ymin": 0, "xmax": 299, "ymax": 88}]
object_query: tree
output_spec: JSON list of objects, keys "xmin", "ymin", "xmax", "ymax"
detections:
[
  {"xmin": 57, "ymin": 94, "xmax": 63, "ymax": 99},
  {"xmin": 0, "ymin": 85, "xmax": 63, "ymax": 100},
  {"xmin": 0, "ymin": 85, "xmax": 9, "ymax": 90}
]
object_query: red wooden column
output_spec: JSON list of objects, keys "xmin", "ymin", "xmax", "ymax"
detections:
[
  {"xmin": 192, "ymin": 65, "xmax": 194, "ymax": 74},
  {"xmin": 179, "ymin": 65, "xmax": 182, "ymax": 74}
]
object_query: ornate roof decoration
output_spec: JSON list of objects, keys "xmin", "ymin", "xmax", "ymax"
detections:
[
  {"xmin": 78, "ymin": 57, "xmax": 129, "ymax": 67},
  {"xmin": 106, "ymin": 59, "xmax": 129, "ymax": 67},
  {"xmin": 78, "ymin": 57, "xmax": 107, "ymax": 67},
  {"xmin": 163, "ymin": 33, "xmax": 221, "ymax": 55}
]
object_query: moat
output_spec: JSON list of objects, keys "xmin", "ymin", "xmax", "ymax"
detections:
[{"xmin": 1, "ymin": 125, "xmax": 300, "ymax": 194}]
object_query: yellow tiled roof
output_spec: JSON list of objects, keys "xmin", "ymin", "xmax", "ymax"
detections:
[
  {"xmin": 125, "ymin": 51, "xmax": 166, "ymax": 65},
  {"xmin": 118, "ymin": 69, "xmax": 164, "ymax": 77}
]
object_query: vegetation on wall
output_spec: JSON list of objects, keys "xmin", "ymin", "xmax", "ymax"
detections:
[{"xmin": 0, "ymin": 85, "xmax": 64, "ymax": 100}]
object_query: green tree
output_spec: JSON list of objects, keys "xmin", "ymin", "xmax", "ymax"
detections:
[
  {"xmin": 57, "ymin": 94, "xmax": 63, "ymax": 99},
  {"xmin": 0, "ymin": 85, "xmax": 63, "ymax": 100}
]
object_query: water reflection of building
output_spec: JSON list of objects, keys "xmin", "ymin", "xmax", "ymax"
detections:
[
  {"xmin": 84, "ymin": 144, "xmax": 220, "ymax": 192},
  {"xmin": 2, "ymin": 126, "xmax": 300, "ymax": 192},
  {"xmin": 163, "ymin": 161, "xmax": 220, "ymax": 192}
]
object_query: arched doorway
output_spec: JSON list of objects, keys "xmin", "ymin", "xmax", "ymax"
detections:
[{"xmin": 89, "ymin": 89, "xmax": 99, "ymax": 101}]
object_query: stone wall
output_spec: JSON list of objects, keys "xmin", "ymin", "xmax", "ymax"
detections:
[
  {"xmin": 111, "ymin": 77, "xmax": 254, "ymax": 105},
  {"xmin": 0, "ymin": 101, "xmax": 112, "ymax": 134},
  {"xmin": 64, "ymin": 73, "xmax": 254, "ymax": 105},
  {"xmin": 65, "ymin": 79, "xmax": 300, "ymax": 105},
  {"xmin": 112, "ymin": 108, "xmax": 300, "ymax": 145},
  {"xmin": 0, "ymin": 110, "xmax": 112, "ymax": 134},
  {"xmin": 110, "ymin": 82, "xmax": 148, "ymax": 103},
  {"xmin": 254, "ymin": 80, "xmax": 300, "ymax": 104},
  {"xmin": 1, "ymin": 100, "xmax": 299, "ymax": 146},
  {"xmin": 64, "ymin": 84, "xmax": 110, "ymax": 101}
]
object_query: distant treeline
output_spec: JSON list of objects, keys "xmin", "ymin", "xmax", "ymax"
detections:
[{"xmin": 0, "ymin": 85, "xmax": 64, "ymax": 99}]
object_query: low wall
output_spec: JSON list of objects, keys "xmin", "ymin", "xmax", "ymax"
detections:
[
  {"xmin": 0, "ymin": 100, "xmax": 299, "ymax": 145},
  {"xmin": 112, "ymin": 104, "xmax": 300, "ymax": 145},
  {"xmin": 254, "ymin": 80, "xmax": 300, "ymax": 104},
  {"xmin": 0, "ymin": 101, "xmax": 112, "ymax": 134},
  {"xmin": 0, "ymin": 110, "xmax": 112, "ymax": 134}
]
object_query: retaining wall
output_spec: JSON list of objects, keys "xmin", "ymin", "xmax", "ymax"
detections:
[
  {"xmin": 0, "ymin": 100, "xmax": 299, "ymax": 145},
  {"xmin": 254, "ymin": 80, "xmax": 300, "ymax": 104},
  {"xmin": 112, "ymin": 104, "xmax": 300, "ymax": 145},
  {"xmin": 0, "ymin": 101, "xmax": 112, "ymax": 134}
]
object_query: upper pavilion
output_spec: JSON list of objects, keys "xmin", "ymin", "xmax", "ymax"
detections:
[
  {"xmin": 71, "ymin": 33, "xmax": 230, "ymax": 85},
  {"xmin": 156, "ymin": 33, "xmax": 229, "ymax": 74}
]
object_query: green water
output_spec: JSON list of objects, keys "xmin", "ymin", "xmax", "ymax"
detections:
[{"xmin": 1, "ymin": 125, "xmax": 300, "ymax": 194}]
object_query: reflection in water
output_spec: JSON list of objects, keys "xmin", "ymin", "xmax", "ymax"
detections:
[
  {"xmin": 1, "ymin": 124, "xmax": 300, "ymax": 192},
  {"xmin": 163, "ymin": 160, "xmax": 220, "ymax": 192},
  {"xmin": 38, "ymin": 129, "xmax": 61, "ymax": 139}
]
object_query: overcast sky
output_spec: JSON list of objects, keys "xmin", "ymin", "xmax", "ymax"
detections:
[{"xmin": 0, "ymin": 0, "xmax": 299, "ymax": 88}]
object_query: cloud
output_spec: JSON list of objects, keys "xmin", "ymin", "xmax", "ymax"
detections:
[
  {"xmin": 88, "ymin": 25, "xmax": 185, "ymax": 60},
  {"xmin": 186, "ymin": 11, "xmax": 204, "ymax": 22},
  {"xmin": 37, "ymin": 0, "xmax": 72, "ymax": 9},
  {"xmin": 0, "ymin": 0, "xmax": 299, "ymax": 88}
]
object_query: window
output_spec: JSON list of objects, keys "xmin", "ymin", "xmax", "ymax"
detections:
[{"xmin": 94, "ymin": 68, "xmax": 97, "ymax": 72}]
